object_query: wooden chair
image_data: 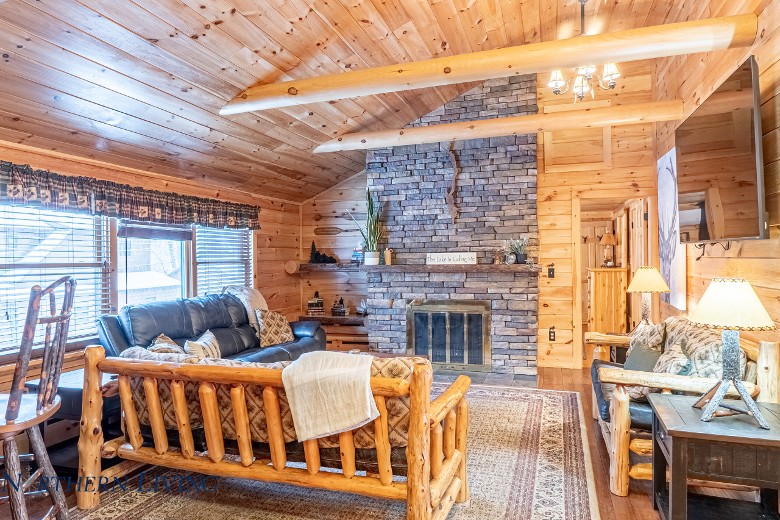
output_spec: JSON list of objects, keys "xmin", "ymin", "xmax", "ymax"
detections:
[{"xmin": 1, "ymin": 277, "xmax": 76, "ymax": 520}]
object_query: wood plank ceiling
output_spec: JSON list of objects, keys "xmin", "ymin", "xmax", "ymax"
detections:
[{"xmin": 0, "ymin": 0, "xmax": 677, "ymax": 202}]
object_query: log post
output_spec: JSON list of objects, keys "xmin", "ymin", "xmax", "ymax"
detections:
[
  {"xmin": 757, "ymin": 342, "xmax": 780, "ymax": 404},
  {"xmin": 455, "ymin": 399, "xmax": 469, "ymax": 503},
  {"xmin": 407, "ymin": 362, "xmax": 433, "ymax": 520},
  {"xmin": 443, "ymin": 410, "xmax": 456, "ymax": 460},
  {"xmin": 608, "ymin": 385, "xmax": 631, "ymax": 496},
  {"xmin": 77, "ymin": 346, "xmax": 105, "ymax": 510},
  {"xmin": 373, "ymin": 395, "xmax": 393, "ymax": 485}
]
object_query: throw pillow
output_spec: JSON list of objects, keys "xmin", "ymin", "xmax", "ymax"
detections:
[
  {"xmin": 223, "ymin": 285, "xmax": 269, "ymax": 333},
  {"xmin": 120, "ymin": 346, "xmax": 198, "ymax": 364},
  {"xmin": 184, "ymin": 330, "xmax": 222, "ymax": 359},
  {"xmin": 653, "ymin": 342, "xmax": 692, "ymax": 376},
  {"xmin": 147, "ymin": 333, "xmax": 185, "ymax": 354},
  {"xmin": 624, "ymin": 339, "xmax": 665, "ymax": 401},
  {"xmin": 255, "ymin": 309, "xmax": 295, "ymax": 347}
]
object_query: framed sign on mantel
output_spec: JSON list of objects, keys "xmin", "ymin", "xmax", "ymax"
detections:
[{"xmin": 426, "ymin": 252, "xmax": 477, "ymax": 265}]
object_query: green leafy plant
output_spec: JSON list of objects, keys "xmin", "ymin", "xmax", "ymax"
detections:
[
  {"xmin": 509, "ymin": 238, "xmax": 529, "ymax": 255},
  {"xmin": 350, "ymin": 188, "xmax": 383, "ymax": 252}
]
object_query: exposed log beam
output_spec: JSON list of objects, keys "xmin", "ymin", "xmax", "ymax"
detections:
[
  {"xmin": 220, "ymin": 14, "xmax": 757, "ymax": 115},
  {"xmin": 314, "ymin": 100, "xmax": 684, "ymax": 152}
]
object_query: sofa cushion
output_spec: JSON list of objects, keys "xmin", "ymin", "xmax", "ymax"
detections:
[
  {"xmin": 119, "ymin": 299, "xmax": 192, "ymax": 348},
  {"xmin": 228, "ymin": 346, "xmax": 291, "ymax": 363},
  {"xmin": 185, "ymin": 294, "xmax": 232, "ymax": 337},
  {"xmin": 222, "ymin": 293, "xmax": 250, "ymax": 327},
  {"xmin": 209, "ymin": 325, "xmax": 258, "ymax": 357},
  {"xmin": 256, "ymin": 309, "xmax": 295, "ymax": 347},
  {"xmin": 184, "ymin": 330, "xmax": 222, "ymax": 359},
  {"xmin": 275, "ymin": 337, "xmax": 323, "ymax": 360},
  {"xmin": 127, "ymin": 355, "xmax": 427, "ymax": 451}
]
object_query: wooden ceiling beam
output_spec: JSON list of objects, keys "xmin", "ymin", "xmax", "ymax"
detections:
[
  {"xmin": 221, "ymin": 14, "xmax": 757, "ymax": 115},
  {"xmin": 314, "ymin": 100, "xmax": 684, "ymax": 153}
]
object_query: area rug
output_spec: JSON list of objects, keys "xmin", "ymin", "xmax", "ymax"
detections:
[{"xmin": 71, "ymin": 384, "xmax": 600, "ymax": 520}]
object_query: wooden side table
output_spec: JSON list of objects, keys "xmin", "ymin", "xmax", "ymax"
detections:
[{"xmin": 648, "ymin": 393, "xmax": 780, "ymax": 520}]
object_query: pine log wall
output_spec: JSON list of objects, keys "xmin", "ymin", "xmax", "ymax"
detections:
[
  {"xmin": 655, "ymin": 0, "xmax": 780, "ymax": 344},
  {"xmin": 300, "ymin": 174, "xmax": 368, "ymax": 311},
  {"xmin": 535, "ymin": 60, "xmax": 657, "ymax": 369}
]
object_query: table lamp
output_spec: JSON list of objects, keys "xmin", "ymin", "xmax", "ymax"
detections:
[
  {"xmin": 687, "ymin": 278, "xmax": 776, "ymax": 429},
  {"xmin": 599, "ymin": 232, "xmax": 617, "ymax": 266},
  {"xmin": 626, "ymin": 266, "xmax": 670, "ymax": 331}
]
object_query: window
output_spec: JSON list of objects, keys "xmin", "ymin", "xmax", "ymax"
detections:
[
  {"xmin": 117, "ymin": 222, "xmax": 191, "ymax": 306},
  {"xmin": 194, "ymin": 226, "xmax": 253, "ymax": 296},
  {"xmin": 0, "ymin": 205, "xmax": 110, "ymax": 354},
  {"xmin": 0, "ymin": 206, "xmax": 253, "ymax": 355}
]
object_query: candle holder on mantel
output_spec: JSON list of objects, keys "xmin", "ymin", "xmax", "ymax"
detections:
[{"xmin": 688, "ymin": 278, "xmax": 777, "ymax": 429}]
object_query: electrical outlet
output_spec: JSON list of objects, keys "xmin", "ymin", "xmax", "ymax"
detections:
[
  {"xmin": 547, "ymin": 263, "xmax": 555, "ymax": 278},
  {"xmin": 549, "ymin": 326, "xmax": 556, "ymax": 341}
]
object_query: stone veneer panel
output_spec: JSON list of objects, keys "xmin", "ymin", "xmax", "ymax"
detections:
[{"xmin": 365, "ymin": 75, "xmax": 539, "ymax": 375}]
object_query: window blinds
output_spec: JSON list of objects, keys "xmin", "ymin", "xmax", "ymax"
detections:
[
  {"xmin": 0, "ymin": 205, "xmax": 110, "ymax": 354},
  {"xmin": 194, "ymin": 226, "xmax": 253, "ymax": 296}
]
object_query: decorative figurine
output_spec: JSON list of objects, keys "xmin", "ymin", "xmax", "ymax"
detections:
[{"xmin": 384, "ymin": 248, "xmax": 394, "ymax": 265}]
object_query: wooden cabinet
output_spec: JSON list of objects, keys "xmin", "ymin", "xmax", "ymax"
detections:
[{"xmin": 587, "ymin": 268, "xmax": 628, "ymax": 337}]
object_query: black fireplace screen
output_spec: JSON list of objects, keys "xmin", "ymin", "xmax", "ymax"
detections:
[{"xmin": 407, "ymin": 300, "xmax": 491, "ymax": 370}]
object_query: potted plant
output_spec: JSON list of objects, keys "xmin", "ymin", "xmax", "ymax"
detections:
[
  {"xmin": 509, "ymin": 238, "xmax": 529, "ymax": 264},
  {"xmin": 350, "ymin": 188, "xmax": 383, "ymax": 265}
]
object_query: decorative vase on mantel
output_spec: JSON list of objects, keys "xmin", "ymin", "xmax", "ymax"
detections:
[{"xmin": 364, "ymin": 251, "xmax": 381, "ymax": 265}]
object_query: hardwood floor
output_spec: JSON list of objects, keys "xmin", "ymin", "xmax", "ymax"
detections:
[{"xmin": 537, "ymin": 367, "xmax": 658, "ymax": 520}]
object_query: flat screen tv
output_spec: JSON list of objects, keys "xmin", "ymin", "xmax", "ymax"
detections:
[{"xmin": 674, "ymin": 56, "xmax": 767, "ymax": 243}]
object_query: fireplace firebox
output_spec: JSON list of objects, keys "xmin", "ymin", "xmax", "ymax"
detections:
[{"xmin": 406, "ymin": 299, "xmax": 491, "ymax": 371}]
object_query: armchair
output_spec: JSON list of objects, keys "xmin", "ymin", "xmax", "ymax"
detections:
[{"xmin": 591, "ymin": 331, "xmax": 779, "ymax": 497}]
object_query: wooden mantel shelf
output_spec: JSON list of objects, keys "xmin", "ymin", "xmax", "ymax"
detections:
[
  {"xmin": 361, "ymin": 264, "xmax": 541, "ymax": 274},
  {"xmin": 289, "ymin": 262, "xmax": 541, "ymax": 274}
]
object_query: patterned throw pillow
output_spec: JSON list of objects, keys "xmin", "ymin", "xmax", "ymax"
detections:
[
  {"xmin": 147, "ymin": 333, "xmax": 185, "ymax": 354},
  {"xmin": 653, "ymin": 342, "xmax": 692, "ymax": 376},
  {"xmin": 120, "ymin": 346, "xmax": 198, "ymax": 364},
  {"xmin": 184, "ymin": 330, "xmax": 222, "ymax": 359},
  {"xmin": 255, "ymin": 309, "xmax": 295, "ymax": 347}
]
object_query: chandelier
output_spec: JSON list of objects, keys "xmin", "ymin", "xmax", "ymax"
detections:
[{"xmin": 547, "ymin": 0, "xmax": 620, "ymax": 102}]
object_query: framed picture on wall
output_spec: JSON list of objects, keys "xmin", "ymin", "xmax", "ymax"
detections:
[{"xmin": 657, "ymin": 147, "xmax": 687, "ymax": 310}]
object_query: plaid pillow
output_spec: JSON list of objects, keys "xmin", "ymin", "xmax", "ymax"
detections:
[{"xmin": 255, "ymin": 309, "xmax": 294, "ymax": 347}]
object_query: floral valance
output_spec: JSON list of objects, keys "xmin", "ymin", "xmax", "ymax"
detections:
[{"xmin": 0, "ymin": 162, "xmax": 260, "ymax": 230}]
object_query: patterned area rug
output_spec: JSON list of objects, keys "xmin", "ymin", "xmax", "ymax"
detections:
[{"xmin": 71, "ymin": 384, "xmax": 599, "ymax": 520}]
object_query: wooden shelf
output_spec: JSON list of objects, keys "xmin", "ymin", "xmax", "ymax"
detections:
[
  {"xmin": 298, "ymin": 315, "xmax": 367, "ymax": 326},
  {"xmin": 296, "ymin": 263, "xmax": 361, "ymax": 273},
  {"xmin": 293, "ymin": 263, "xmax": 540, "ymax": 274},
  {"xmin": 360, "ymin": 264, "xmax": 541, "ymax": 274}
]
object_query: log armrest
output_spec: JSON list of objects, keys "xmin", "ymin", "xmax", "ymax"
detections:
[
  {"xmin": 597, "ymin": 366, "xmax": 759, "ymax": 398},
  {"xmin": 584, "ymin": 332, "xmax": 631, "ymax": 346},
  {"xmin": 429, "ymin": 375, "xmax": 471, "ymax": 425}
]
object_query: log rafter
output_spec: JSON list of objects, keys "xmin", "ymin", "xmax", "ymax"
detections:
[
  {"xmin": 220, "ymin": 14, "xmax": 757, "ymax": 115},
  {"xmin": 315, "ymin": 100, "xmax": 684, "ymax": 152}
]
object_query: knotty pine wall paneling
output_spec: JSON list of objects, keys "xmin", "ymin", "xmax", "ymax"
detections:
[
  {"xmin": 536, "ymin": 60, "xmax": 657, "ymax": 368},
  {"xmin": 300, "ymin": 173, "xmax": 368, "ymax": 312},
  {"xmin": 655, "ymin": 0, "xmax": 780, "ymax": 345}
]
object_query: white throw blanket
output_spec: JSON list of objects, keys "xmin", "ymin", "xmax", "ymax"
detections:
[{"xmin": 281, "ymin": 351, "xmax": 379, "ymax": 442}]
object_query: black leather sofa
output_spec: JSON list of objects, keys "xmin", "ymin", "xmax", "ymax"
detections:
[
  {"xmin": 97, "ymin": 293, "xmax": 326, "ymax": 362},
  {"xmin": 590, "ymin": 359, "xmax": 654, "ymax": 430}
]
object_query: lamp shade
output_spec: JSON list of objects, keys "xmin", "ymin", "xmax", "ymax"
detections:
[
  {"xmin": 627, "ymin": 266, "xmax": 670, "ymax": 293},
  {"xmin": 688, "ymin": 278, "xmax": 776, "ymax": 331},
  {"xmin": 599, "ymin": 233, "xmax": 617, "ymax": 246}
]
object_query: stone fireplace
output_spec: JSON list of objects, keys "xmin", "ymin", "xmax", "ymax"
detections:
[{"xmin": 365, "ymin": 74, "xmax": 539, "ymax": 375}]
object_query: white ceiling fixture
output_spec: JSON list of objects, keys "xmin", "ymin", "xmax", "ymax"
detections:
[{"xmin": 547, "ymin": 0, "xmax": 621, "ymax": 102}]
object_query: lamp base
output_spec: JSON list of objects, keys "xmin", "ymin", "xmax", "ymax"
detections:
[
  {"xmin": 692, "ymin": 329, "xmax": 770, "ymax": 430},
  {"xmin": 693, "ymin": 378, "xmax": 770, "ymax": 430}
]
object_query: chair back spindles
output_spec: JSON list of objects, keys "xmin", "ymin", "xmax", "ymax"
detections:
[{"xmin": 6, "ymin": 276, "xmax": 76, "ymax": 423}]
